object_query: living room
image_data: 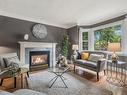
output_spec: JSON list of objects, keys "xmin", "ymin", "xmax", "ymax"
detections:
[{"xmin": 0, "ymin": 0, "xmax": 127, "ymax": 95}]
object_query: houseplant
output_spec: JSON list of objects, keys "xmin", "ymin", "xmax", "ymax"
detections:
[
  {"xmin": 56, "ymin": 34, "xmax": 70, "ymax": 67},
  {"xmin": 60, "ymin": 34, "xmax": 70, "ymax": 58}
]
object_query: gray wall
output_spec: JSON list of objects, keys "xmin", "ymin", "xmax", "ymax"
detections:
[
  {"xmin": 67, "ymin": 26, "xmax": 79, "ymax": 58},
  {"xmin": 0, "ymin": 15, "xmax": 67, "ymax": 54}
]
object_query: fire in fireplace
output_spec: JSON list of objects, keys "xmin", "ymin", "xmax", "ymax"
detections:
[
  {"xmin": 31, "ymin": 55, "xmax": 47, "ymax": 65},
  {"xmin": 30, "ymin": 51, "xmax": 50, "ymax": 67}
]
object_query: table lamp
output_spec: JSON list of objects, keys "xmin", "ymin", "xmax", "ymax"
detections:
[
  {"xmin": 72, "ymin": 44, "xmax": 78, "ymax": 60},
  {"xmin": 72, "ymin": 44, "xmax": 78, "ymax": 54},
  {"xmin": 107, "ymin": 43, "xmax": 121, "ymax": 62}
]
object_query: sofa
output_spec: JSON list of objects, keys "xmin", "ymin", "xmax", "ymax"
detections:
[
  {"xmin": 0, "ymin": 89, "xmax": 47, "ymax": 95},
  {"xmin": 73, "ymin": 51, "xmax": 108, "ymax": 81}
]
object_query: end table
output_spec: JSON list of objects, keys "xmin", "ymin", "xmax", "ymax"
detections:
[{"xmin": 106, "ymin": 60, "xmax": 126, "ymax": 86}]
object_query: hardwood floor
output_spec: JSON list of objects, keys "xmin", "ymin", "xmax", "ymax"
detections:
[
  {"xmin": 74, "ymin": 67, "xmax": 127, "ymax": 95},
  {"xmin": 0, "ymin": 67, "xmax": 127, "ymax": 95},
  {"xmin": 0, "ymin": 73, "xmax": 28, "ymax": 92}
]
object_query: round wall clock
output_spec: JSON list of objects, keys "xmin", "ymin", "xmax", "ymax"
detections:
[{"xmin": 32, "ymin": 24, "xmax": 47, "ymax": 39}]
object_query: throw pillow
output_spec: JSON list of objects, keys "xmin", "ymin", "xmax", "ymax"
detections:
[
  {"xmin": 0, "ymin": 90, "xmax": 15, "ymax": 95},
  {"xmin": 3, "ymin": 56, "xmax": 20, "ymax": 67},
  {"xmin": 88, "ymin": 54, "xmax": 104, "ymax": 62},
  {"xmin": 81, "ymin": 52, "xmax": 89, "ymax": 60},
  {"xmin": 77, "ymin": 52, "xmax": 81, "ymax": 59},
  {"xmin": 3, "ymin": 58, "xmax": 12, "ymax": 67}
]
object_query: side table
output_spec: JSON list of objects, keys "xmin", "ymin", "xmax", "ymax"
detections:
[{"xmin": 106, "ymin": 60, "xmax": 127, "ymax": 86}]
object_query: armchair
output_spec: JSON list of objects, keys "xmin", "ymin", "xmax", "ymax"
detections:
[{"xmin": 0, "ymin": 53, "xmax": 29, "ymax": 88}]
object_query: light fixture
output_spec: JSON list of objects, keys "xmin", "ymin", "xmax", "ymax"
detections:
[{"xmin": 107, "ymin": 43, "xmax": 121, "ymax": 62}]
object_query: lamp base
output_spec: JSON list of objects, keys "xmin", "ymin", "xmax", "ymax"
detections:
[
  {"xmin": 112, "ymin": 53, "xmax": 118, "ymax": 63},
  {"xmin": 112, "ymin": 57, "xmax": 118, "ymax": 63}
]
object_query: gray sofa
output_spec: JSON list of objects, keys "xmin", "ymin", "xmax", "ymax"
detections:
[{"xmin": 74, "ymin": 51, "xmax": 108, "ymax": 81}]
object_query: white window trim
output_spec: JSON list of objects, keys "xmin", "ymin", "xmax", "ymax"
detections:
[
  {"xmin": 122, "ymin": 17, "xmax": 127, "ymax": 56},
  {"xmin": 79, "ymin": 28, "xmax": 91, "ymax": 52},
  {"xmin": 79, "ymin": 20, "xmax": 127, "ymax": 56},
  {"xmin": 92, "ymin": 20, "xmax": 123, "ymax": 31}
]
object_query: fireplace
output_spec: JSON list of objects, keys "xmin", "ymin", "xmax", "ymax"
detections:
[
  {"xmin": 29, "ymin": 51, "xmax": 50, "ymax": 70},
  {"xmin": 19, "ymin": 42, "xmax": 57, "ymax": 68}
]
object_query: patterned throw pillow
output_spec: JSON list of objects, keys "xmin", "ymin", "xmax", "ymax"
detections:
[
  {"xmin": 3, "ymin": 56, "xmax": 20, "ymax": 67},
  {"xmin": 88, "ymin": 54, "xmax": 104, "ymax": 62}
]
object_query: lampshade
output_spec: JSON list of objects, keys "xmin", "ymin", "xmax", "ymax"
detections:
[
  {"xmin": 72, "ymin": 44, "xmax": 78, "ymax": 50},
  {"xmin": 107, "ymin": 43, "xmax": 121, "ymax": 52}
]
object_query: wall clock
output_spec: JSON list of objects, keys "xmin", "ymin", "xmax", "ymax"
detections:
[{"xmin": 32, "ymin": 24, "xmax": 47, "ymax": 39}]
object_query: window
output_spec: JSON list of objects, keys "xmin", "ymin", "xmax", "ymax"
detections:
[
  {"xmin": 79, "ymin": 21, "xmax": 123, "ymax": 52},
  {"xmin": 79, "ymin": 28, "xmax": 90, "ymax": 51},
  {"xmin": 82, "ymin": 32, "xmax": 88, "ymax": 50},
  {"xmin": 94, "ymin": 25, "xmax": 122, "ymax": 51}
]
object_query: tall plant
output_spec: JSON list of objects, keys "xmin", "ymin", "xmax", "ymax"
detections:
[{"xmin": 60, "ymin": 34, "xmax": 70, "ymax": 57}]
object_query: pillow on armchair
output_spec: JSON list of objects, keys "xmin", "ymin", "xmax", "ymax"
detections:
[
  {"xmin": 3, "ymin": 56, "xmax": 20, "ymax": 67},
  {"xmin": 0, "ymin": 90, "xmax": 15, "ymax": 95}
]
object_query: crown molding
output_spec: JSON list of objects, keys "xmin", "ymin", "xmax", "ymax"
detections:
[{"xmin": 0, "ymin": 11, "xmax": 69, "ymax": 29}]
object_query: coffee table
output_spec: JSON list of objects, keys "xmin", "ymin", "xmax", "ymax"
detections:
[{"xmin": 48, "ymin": 67, "xmax": 69, "ymax": 88}]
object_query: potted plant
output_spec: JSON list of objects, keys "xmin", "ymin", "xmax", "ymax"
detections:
[
  {"xmin": 60, "ymin": 34, "xmax": 70, "ymax": 58},
  {"xmin": 56, "ymin": 34, "xmax": 70, "ymax": 67}
]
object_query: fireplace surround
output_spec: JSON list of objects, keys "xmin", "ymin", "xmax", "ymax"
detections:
[{"xmin": 18, "ymin": 42, "xmax": 57, "ymax": 69}]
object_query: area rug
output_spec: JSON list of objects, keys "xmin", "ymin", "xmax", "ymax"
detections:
[{"xmin": 27, "ymin": 70, "xmax": 112, "ymax": 95}]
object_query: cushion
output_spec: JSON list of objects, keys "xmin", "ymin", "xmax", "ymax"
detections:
[
  {"xmin": 88, "ymin": 54, "xmax": 104, "ymax": 62},
  {"xmin": 75, "ymin": 59, "xmax": 97, "ymax": 68},
  {"xmin": 13, "ymin": 89, "xmax": 47, "ymax": 95},
  {"xmin": 3, "ymin": 56, "xmax": 20, "ymax": 67},
  {"xmin": 0, "ymin": 53, "xmax": 18, "ymax": 69},
  {"xmin": 3, "ymin": 58, "xmax": 12, "ymax": 67},
  {"xmin": 81, "ymin": 53, "xmax": 89, "ymax": 60},
  {"xmin": 0, "ymin": 90, "xmax": 15, "ymax": 95},
  {"xmin": 77, "ymin": 52, "xmax": 81, "ymax": 59},
  {"xmin": 0, "ymin": 89, "xmax": 47, "ymax": 95}
]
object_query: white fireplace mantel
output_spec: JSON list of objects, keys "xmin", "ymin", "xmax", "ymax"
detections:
[{"xmin": 18, "ymin": 41, "xmax": 57, "ymax": 67}]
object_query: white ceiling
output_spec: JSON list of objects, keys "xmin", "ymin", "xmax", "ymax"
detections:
[{"xmin": 0, "ymin": 0, "xmax": 127, "ymax": 28}]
